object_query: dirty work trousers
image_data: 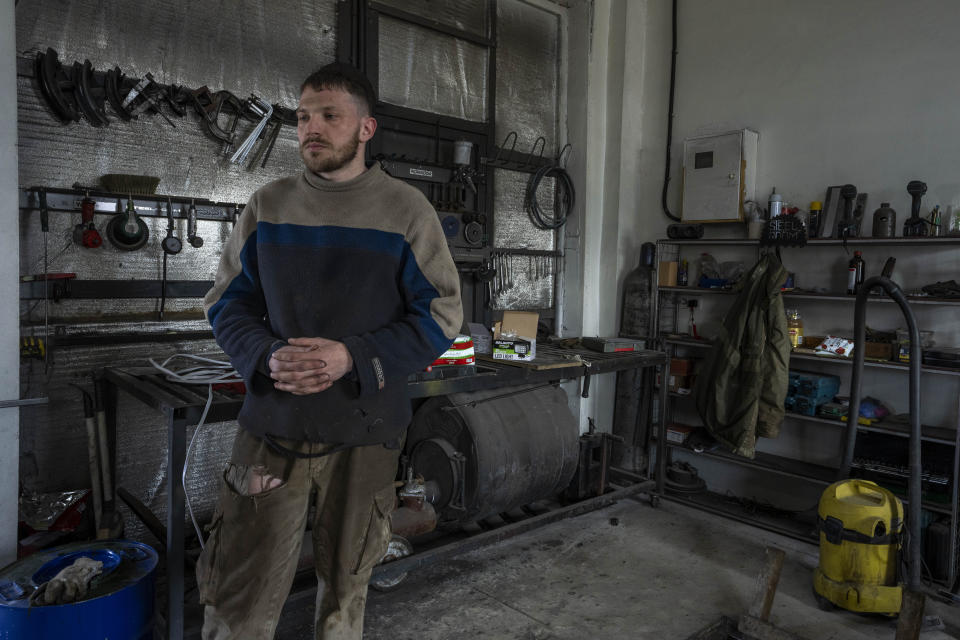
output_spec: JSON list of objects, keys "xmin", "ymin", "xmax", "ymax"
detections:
[{"xmin": 196, "ymin": 428, "xmax": 400, "ymax": 640}]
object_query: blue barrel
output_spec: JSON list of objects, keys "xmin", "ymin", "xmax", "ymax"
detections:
[{"xmin": 0, "ymin": 539, "xmax": 157, "ymax": 639}]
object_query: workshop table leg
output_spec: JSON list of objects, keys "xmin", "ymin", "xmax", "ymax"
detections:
[
  {"xmin": 167, "ymin": 410, "xmax": 186, "ymax": 640},
  {"xmin": 655, "ymin": 356, "xmax": 670, "ymax": 499}
]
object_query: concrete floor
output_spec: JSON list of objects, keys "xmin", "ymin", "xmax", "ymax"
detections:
[{"xmin": 272, "ymin": 497, "xmax": 960, "ymax": 640}]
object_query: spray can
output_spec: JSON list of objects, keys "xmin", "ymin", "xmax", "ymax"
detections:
[{"xmin": 808, "ymin": 201, "xmax": 823, "ymax": 237}]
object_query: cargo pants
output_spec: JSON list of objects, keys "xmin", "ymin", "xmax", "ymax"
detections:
[{"xmin": 196, "ymin": 428, "xmax": 400, "ymax": 639}]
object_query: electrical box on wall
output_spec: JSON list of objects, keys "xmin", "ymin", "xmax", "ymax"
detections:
[{"xmin": 681, "ymin": 129, "xmax": 758, "ymax": 223}]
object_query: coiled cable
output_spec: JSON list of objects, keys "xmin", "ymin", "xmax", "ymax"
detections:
[
  {"xmin": 526, "ymin": 163, "xmax": 576, "ymax": 230},
  {"xmin": 149, "ymin": 354, "xmax": 242, "ymax": 549}
]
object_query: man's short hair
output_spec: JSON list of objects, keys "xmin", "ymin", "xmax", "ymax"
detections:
[{"xmin": 300, "ymin": 63, "xmax": 376, "ymax": 117}]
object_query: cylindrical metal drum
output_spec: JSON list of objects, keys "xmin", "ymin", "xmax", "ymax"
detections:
[
  {"xmin": 406, "ymin": 385, "xmax": 579, "ymax": 525},
  {"xmin": 0, "ymin": 539, "xmax": 158, "ymax": 639}
]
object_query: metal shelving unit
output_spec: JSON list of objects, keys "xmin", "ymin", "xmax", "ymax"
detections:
[{"xmin": 654, "ymin": 237, "xmax": 960, "ymax": 586}]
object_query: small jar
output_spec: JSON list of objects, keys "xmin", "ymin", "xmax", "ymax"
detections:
[{"xmin": 786, "ymin": 308, "xmax": 804, "ymax": 348}]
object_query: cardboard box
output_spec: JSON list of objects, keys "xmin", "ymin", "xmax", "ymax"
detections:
[
  {"xmin": 492, "ymin": 311, "xmax": 538, "ymax": 361},
  {"xmin": 656, "ymin": 372, "xmax": 696, "ymax": 394},
  {"xmin": 658, "ymin": 261, "xmax": 679, "ymax": 287},
  {"xmin": 670, "ymin": 358, "xmax": 695, "ymax": 376},
  {"xmin": 666, "ymin": 423, "xmax": 694, "ymax": 444}
]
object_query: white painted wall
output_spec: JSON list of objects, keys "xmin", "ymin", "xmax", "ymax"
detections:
[
  {"xmin": 615, "ymin": 0, "xmax": 960, "ymax": 503},
  {"xmin": 0, "ymin": 1, "xmax": 22, "ymax": 567}
]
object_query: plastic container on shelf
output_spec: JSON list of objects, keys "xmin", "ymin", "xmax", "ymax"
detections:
[
  {"xmin": 695, "ymin": 252, "xmax": 721, "ymax": 285},
  {"xmin": 896, "ymin": 328, "xmax": 934, "ymax": 363}
]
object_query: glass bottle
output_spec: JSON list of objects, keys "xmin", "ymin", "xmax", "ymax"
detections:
[
  {"xmin": 786, "ymin": 309, "xmax": 804, "ymax": 349},
  {"xmin": 847, "ymin": 251, "xmax": 865, "ymax": 294}
]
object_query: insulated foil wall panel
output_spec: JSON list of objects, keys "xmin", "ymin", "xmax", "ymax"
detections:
[
  {"xmin": 375, "ymin": 0, "xmax": 490, "ymax": 37},
  {"xmin": 496, "ymin": 0, "xmax": 560, "ymax": 158},
  {"xmin": 15, "ymin": 0, "xmax": 337, "ymax": 202},
  {"xmin": 377, "ymin": 16, "xmax": 488, "ymax": 122},
  {"xmin": 493, "ymin": 168, "xmax": 555, "ymax": 250}
]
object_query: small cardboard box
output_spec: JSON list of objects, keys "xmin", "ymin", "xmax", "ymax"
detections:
[
  {"xmin": 670, "ymin": 358, "xmax": 694, "ymax": 376},
  {"xmin": 658, "ymin": 261, "xmax": 679, "ymax": 287},
  {"xmin": 666, "ymin": 423, "xmax": 694, "ymax": 444},
  {"xmin": 492, "ymin": 311, "xmax": 538, "ymax": 361}
]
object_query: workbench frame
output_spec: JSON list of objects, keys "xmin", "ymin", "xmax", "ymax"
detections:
[{"xmin": 102, "ymin": 346, "xmax": 667, "ymax": 640}]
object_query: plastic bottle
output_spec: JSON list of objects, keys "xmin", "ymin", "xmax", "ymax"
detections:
[
  {"xmin": 620, "ymin": 242, "xmax": 656, "ymax": 337},
  {"xmin": 677, "ymin": 258, "xmax": 689, "ymax": 286},
  {"xmin": 695, "ymin": 252, "xmax": 721, "ymax": 286},
  {"xmin": 847, "ymin": 251, "xmax": 865, "ymax": 294},
  {"xmin": 768, "ymin": 187, "xmax": 783, "ymax": 218},
  {"xmin": 808, "ymin": 201, "xmax": 822, "ymax": 237},
  {"xmin": 786, "ymin": 309, "xmax": 804, "ymax": 348}
]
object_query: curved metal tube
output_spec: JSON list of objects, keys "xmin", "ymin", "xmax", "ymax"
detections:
[{"xmin": 839, "ymin": 275, "xmax": 922, "ymax": 591}]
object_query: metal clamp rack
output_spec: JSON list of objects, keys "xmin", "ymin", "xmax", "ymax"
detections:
[
  {"xmin": 19, "ymin": 187, "xmax": 244, "ymax": 224},
  {"xmin": 653, "ymin": 237, "xmax": 960, "ymax": 587}
]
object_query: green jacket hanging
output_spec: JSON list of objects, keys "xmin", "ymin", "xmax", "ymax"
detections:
[{"xmin": 693, "ymin": 253, "xmax": 790, "ymax": 458}]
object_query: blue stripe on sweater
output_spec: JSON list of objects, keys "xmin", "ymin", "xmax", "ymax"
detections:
[
  {"xmin": 257, "ymin": 222, "xmax": 407, "ymax": 257},
  {"xmin": 211, "ymin": 223, "xmax": 451, "ymax": 351},
  {"xmin": 209, "ymin": 230, "xmax": 260, "ymax": 332},
  {"xmin": 400, "ymin": 243, "xmax": 452, "ymax": 354}
]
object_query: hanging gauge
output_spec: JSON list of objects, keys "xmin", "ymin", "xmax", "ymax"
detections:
[{"xmin": 441, "ymin": 215, "xmax": 460, "ymax": 238}]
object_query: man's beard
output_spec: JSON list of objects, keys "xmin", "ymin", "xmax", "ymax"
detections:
[{"xmin": 301, "ymin": 128, "xmax": 361, "ymax": 174}]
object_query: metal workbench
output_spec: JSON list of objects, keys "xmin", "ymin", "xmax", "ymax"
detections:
[{"xmin": 101, "ymin": 345, "xmax": 668, "ymax": 640}]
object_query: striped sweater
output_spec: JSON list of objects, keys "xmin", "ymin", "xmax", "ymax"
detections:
[{"xmin": 204, "ymin": 164, "xmax": 462, "ymax": 446}]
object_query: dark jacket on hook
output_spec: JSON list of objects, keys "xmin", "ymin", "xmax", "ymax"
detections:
[{"xmin": 693, "ymin": 253, "xmax": 790, "ymax": 458}]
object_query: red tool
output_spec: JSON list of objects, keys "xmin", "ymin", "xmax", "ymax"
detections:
[{"xmin": 73, "ymin": 195, "xmax": 103, "ymax": 248}]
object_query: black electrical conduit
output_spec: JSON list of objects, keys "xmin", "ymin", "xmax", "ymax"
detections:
[
  {"xmin": 661, "ymin": 0, "xmax": 681, "ymax": 222},
  {"xmin": 839, "ymin": 276, "xmax": 922, "ymax": 592}
]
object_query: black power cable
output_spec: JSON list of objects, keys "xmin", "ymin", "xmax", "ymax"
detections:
[
  {"xmin": 661, "ymin": 0, "xmax": 681, "ymax": 222},
  {"xmin": 526, "ymin": 163, "xmax": 576, "ymax": 230}
]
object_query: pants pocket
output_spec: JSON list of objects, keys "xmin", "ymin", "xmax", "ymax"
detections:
[
  {"xmin": 195, "ymin": 508, "xmax": 224, "ymax": 606},
  {"xmin": 351, "ymin": 485, "xmax": 396, "ymax": 575}
]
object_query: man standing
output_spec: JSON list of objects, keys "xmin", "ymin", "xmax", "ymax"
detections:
[{"xmin": 199, "ymin": 63, "xmax": 462, "ymax": 639}]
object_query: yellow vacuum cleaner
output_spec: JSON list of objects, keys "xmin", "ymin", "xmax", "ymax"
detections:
[
  {"xmin": 814, "ymin": 273, "xmax": 923, "ymax": 615},
  {"xmin": 813, "ymin": 479, "xmax": 904, "ymax": 614}
]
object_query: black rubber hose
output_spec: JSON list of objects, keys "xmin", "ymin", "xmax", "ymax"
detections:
[
  {"xmin": 661, "ymin": 0, "xmax": 681, "ymax": 222},
  {"xmin": 526, "ymin": 164, "xmax": 575, "ymax": 230},
  {"xmin": 839, "ymin": 275, "xmax": 922, "ymax": 591}
]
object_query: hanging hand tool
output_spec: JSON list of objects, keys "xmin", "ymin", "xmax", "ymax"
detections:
[
  {"xmin": 246, "ymin": 120, "xmax": 282, "ymax": 170},
  {"xmin": 160, "ymin": 199, "xmax": 181, "ymax": 321},
  {"xmin": 186, "ymin": 200, "xmax": 203, "ymax": 248},
  {"xmin": 230, "ymin": 95, "xmax": 273, "ymax": 165},
  {"xmin": 106, "ymin": 196, "xmax": 150, "ymax": 251},
  {"xmin": 34, "ymin": 48, "xmax": 80, "ymax": 123},
  {"xmin": 122, "ymin": 72, "xmax": 175, "ymax": 127},
  {"xmin": 72, "ymin": 60, "xmax": 109, "ymax": 127},
  {"xmin": 161, "ymin": 198, "xmax": 183, "ymax": 256},
  {"xmin": 104, "ymin": 66, "xmax": 135, "ymax": 121},
  {"xmin": 73, "ymin": 193, "xmax": 103, "ymax": 248}
]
